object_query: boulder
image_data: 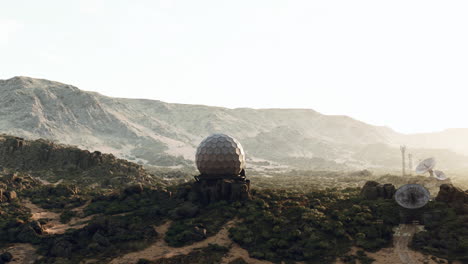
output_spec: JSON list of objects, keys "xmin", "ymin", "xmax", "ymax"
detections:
[
  {"xmin": 360, "ymin": 181, "xmax": 395, "ymax": 200},
  {"xmin": 30, "ymin": 221, "xmax": 45, "ymax": 235},
  {"xmin": 0, "ymin": 189, "xmax": 6, "ymax": 203},
  {"xmin": 0, "ymin": 252, "xmax": 13, "ymax": 262},
  {"xmin": 6, "ymin": 191, "xmax": 17, "ymax": 201},
  {"xmin": 17, "ymin": 225, "xmax": 42, "ymax": 243},
  {"xmin": 171, "ymin": 202, "xmax": 199, "ymax": 219},
  {"xmin": 435, "ymin": 184, "xmax": 468, "ymax": 214},
  {"xmin": 360, "ymin": 181, "xmax": 379, "ymax": 199},
  {"xmin": 194, "ymin": 226, "xmax": 207, "ymax": 238},
  {"xmin": 382, "ymin": 184, "xmax": 396, "ymax": 199},
  {"xmin": 436, "ymin": 184, "xmax": 468, "ymax": 203}
]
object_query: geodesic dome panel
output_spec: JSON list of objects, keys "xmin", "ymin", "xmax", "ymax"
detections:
[{"xmin": 195, "ymin": 134, "xmax": 246, "ymax": 175}]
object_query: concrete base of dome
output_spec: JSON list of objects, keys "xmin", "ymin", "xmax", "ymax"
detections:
[{"xmin": 192, "ymin": 174, "xmax": 251, "ymax": 204}]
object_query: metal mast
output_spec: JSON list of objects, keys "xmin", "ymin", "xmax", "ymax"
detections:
[
  {"xmin": 408, "ymin": 153, "xmax": 413, "ymax": 175},
  {"xmin": 400, "ymin": 145, "xmax": 406, "ymax": 176}
]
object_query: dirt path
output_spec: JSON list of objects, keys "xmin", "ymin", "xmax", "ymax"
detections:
[
  {"xmin": 110, "ymin": 220, "xmax": 234, "ymax": 264},
  {"xmin": 335, "ymin": 224, "xmax": 451, "ymax": 264},
  {"xmin": 393, "ymin": 224, "xmax": 423, "ymax": 264},
  {"xmin": 0, "ymin": 200, "xmax": 95, "ymax": 264},
  {"xmin": 1, "ymin": 244, "xmax": 37, "ymax": 264},
  {"xmin": 24, "ymin": 199, "xmax": 94, "ymax": 235},
  {"xmin": 33, "ymin": 177, "xmax": 63, "ymax": 186},
  {"xmin": 220, "ymin": 243, "xmax": 273, "ymax": 264},
  {"xmin": 110, "ymin": 219, "xmax": 273, "ymax": 264}
]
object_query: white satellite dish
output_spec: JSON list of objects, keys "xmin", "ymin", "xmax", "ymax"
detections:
[
  {"xmin": 415, "ymin": 157, "xmax": 436, "ymax": 174},
  {"xmin": 415, "ymin": 157, "xmax": 448, "ymax": 181},
  {"xmin": 433, "ymin": 170, "xmax": 447, "ymax": 180}
]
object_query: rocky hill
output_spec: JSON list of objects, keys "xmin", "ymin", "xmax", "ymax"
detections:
[
  {"xmin": 436, "ymin": 183, "xmax": 468, "ymax": 214},
  {"xmin": 1, "ymin": 76, "xmax": 467, "ymax": 170},
  {"xmin": 0, "ymin": 134, "xmax": 163, "ymax": 188}
]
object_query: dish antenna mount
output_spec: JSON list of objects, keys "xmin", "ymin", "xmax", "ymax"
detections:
[{"xmin": 415, "ymin": 157, "xmax": 448, "ymax": 181}]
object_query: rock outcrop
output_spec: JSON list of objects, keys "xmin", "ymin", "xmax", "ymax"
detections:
[
  {"xmin": 360, "ymin": 181, "xmax": 396, "ymax": 200},
  {"xmin": 0, "ymin": 135, "xmax": 163, "ymax": 187},
  {"xmin": 0, "ymin": 135, "xmax": 139, "ymax": 172},
  {"xmin": 0, "ymin": 173, "xmax": 40, "ymax": 191},
  {"xmin": 0, "ymin": 189, "xmax": 6, "ymax": 203},
  {"xmin": 171, "ymin": 201, "xmax": 200, "ymax": 219},
  {"xmin": 0, "ymin": 189, "xmax": 18, "ymax": 203},
  {"xmin": 0, "ymin": 251, "xmax": 13, "ymax": 263},
  {"xmin": 435, "ymin": 184, "xmax": 468, "ymax": 214}
]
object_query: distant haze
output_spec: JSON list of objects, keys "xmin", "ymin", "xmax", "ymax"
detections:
[{"xmin": 1, "ymin": 1, "xmax": 467, "ymax": 134}]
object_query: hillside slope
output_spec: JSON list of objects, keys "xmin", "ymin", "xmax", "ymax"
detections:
[
  {"xmin": 0, "ymin": 76, "xmax": 467, "ymax": 170},
  {"xmin": 0, "ymin": 134, "xmax": 163, "ymax": 187}
]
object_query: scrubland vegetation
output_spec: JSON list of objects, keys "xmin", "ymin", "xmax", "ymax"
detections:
[
  {"xmin": 1, "ymin": 166, "xmax": 467, "ymax": 263},
  {"xmin": 0, "ymin": 172, "xmax": 399, "ymax": 263},
  {"xmin": 411, "ymin": 201, "xmax": 468, "ymax": 262}
]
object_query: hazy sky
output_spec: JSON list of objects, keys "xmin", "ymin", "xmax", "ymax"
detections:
[{"xmin": 1, "ymin": 1, "xmax": 467, "ymax": 134}]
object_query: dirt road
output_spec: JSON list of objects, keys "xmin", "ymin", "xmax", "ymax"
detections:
[
  {"xmin": 23, "ymin": 199, "xmax": 93, "ymax": 234},
  {"xmin": 110, "ymin": 219, "xmax": 274, "ymax": 264},
  {"xmin": 393, "ymin": 224, "xmax": 424, "ymax": 264},
  {"xmin": 335, "ymin": 224, "xmax": 451, "ymax": 264},
  {"xmin": 1, "ymin": 244, "xmax": 37, "ymax": 264}
]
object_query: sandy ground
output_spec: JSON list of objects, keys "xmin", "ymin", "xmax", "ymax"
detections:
[
  {"xmin": 220, "ymin": 243, "xmax": 273, "ymax": 264},
  {"xmin": 24, "ymin": 199, "xmax": 94, "ymax": 235},
  {"xmin": 1, "ymin": 200, "xmax": 95, "ymax": 264},
  {"xmin": 1, "ymin": 244, "xmax": 37, "ymax": 264},
  {"xmin": 11, "ymin": 200, "xmax": 464, "ymax": 264},
  {"xmin": 33, "ymin": 177, "xmax": 63, "ymax": 186},
  {"xmin": 110, "ymin": 219, "xmax": 274, "ymax": 264},
  {"xmin": 335, "ymin": 224, "xmax": 457, "ymax": 264},
  {"xmin": 0, "ymin": 200, "xmax": 98, "ymax": 264},
  {"xmin": 335, "ymin": 246, "xmax": 440, "ymax": 264}
]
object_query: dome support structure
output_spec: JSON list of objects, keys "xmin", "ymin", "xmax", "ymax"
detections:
[
  {"xmin": 193, "ymin": 134, "xmax": 252, "ymax": 204},
  {"xmin": 193, "ymin": 173, "xmax": 251, "ymax": 204}
]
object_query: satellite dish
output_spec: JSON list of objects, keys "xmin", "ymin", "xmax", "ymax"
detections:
[
  {"xmin": 415, "ymin": 158, "xmax": 436, "ymax": 174},
  {"xmin": 395, "ymin": 184, "xmax": 430, "ymax": 209},
  {"xmin": 415, "ymin": 157, "xmax": 448, "ymax": 181},
  {"xmin": 433, "ymin": 170, "xmax": 447, "ymax": 181}
]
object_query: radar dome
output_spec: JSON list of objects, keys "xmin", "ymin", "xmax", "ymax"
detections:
[{"xmin": 195, "ymin": 134, "xmax": 246, "ymax": 175}]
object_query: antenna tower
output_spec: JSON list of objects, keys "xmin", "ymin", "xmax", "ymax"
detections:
[
  {"xmin": 400, "ymin": 145, "xmax": 406, "ymax": 176},
  {"xmin": 408, "ymin": 153, "xmax": 413, "ymax": 175}
]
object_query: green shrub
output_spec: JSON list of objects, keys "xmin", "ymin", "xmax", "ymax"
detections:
[{"xmin": 60, "ymin": 210, "xmax": 77, "ymax": 224}]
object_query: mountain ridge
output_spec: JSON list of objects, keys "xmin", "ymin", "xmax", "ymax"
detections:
[{"xmin": 0, "ymin": 76, "xmax": 467, "ymax": 170}]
